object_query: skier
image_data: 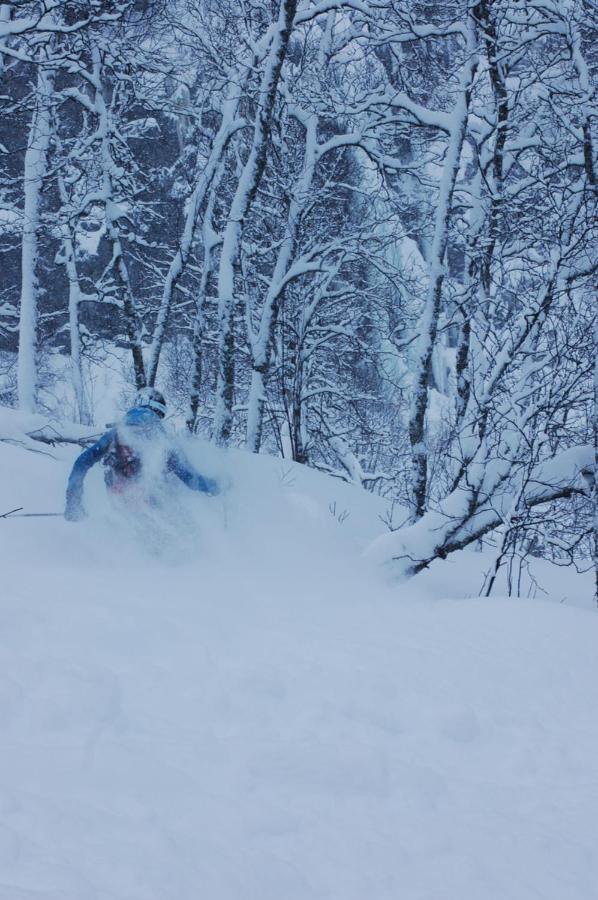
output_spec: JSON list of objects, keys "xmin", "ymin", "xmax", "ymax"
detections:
[{"xmin": 64, "ymin": 388, "xmax": 219, "ymax": 521}]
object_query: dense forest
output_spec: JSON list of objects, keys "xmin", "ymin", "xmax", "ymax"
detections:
[{"xmin": 0, "ymin": 0, "xmax": 595, "ymax": 582}]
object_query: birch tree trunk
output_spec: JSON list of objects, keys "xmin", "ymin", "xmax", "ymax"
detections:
[
  {"xmin": 17, "ymin": 56, "xmax": 54, "ymax": 413},
  {"xmin": 0, "ymin": 3, "xmax": 10, "ymax": 71},
  {"xmin": 245, "ymin": 113, "xmax": 318, "ymax": 452},
  {"xmin": 564, "ymin": 0, "xmax": 596, "ymax": 188},
  {"xmin": 212, "ymin": 0, "xmax": 298, "ymax": 445},
  {"xmin": 56, "ymin": 163, "xmax": 91, "ymax": 425},
  {"xmin": 91, "ymin": 44, "xmax": 146, "ymax": 389},
  {"xmin": 185, "ymin": 162, "xmax": 223, "ymax": 432},
  {"xmin": 408, "ymin": 15, "xmax": 478, "ymax": 519},
  {"xmin": 146, "ymin": 79, "xmax": 244, "ymax": 386}
]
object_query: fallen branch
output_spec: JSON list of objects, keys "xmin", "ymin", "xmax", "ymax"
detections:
[
  {"xmin": 24, "ymin": 424, "xmax": 101, "ymax": 447},
  {"xmin": 1, "ymin": 507, "xmax": 64, "ymax": 519}
]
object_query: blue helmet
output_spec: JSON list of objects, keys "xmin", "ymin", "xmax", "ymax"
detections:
[
  {"xmin": 134, "ymin": 387, "xmax": 166, "ymax": 418},
  {"xmin": 124, "ymin": 406, "xmax": 162, "ymax": 427}
]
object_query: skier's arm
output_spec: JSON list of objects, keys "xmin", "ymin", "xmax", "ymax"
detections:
[
  {"xmin": 65, "ymin": 431, "xmax": 114, "ymax": 519},
  {"xmin": 168, "ymin": 450, "xmax": 220, "ymax": 496}
]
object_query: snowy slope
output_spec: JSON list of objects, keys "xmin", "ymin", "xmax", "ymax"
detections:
[{"xmin": 1, "ymin": 407, "xmax": 597, "ymax": 900}]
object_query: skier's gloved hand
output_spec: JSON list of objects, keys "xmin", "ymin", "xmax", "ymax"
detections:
[
  {"xmin": 64, "ymin": 500, "xmax": 86, "ymax": 522},
  {"xmin": 204, "ymin": 477, "xmax": 221, "ymax": 497}
]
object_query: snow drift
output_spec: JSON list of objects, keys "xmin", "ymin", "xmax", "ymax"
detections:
[{"xmin": 1, "ymin": 406, "xmax": 597, "ymax": 900}]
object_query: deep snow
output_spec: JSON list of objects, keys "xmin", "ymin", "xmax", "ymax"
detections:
[{"xmin": 1, "ymin": 406, "xmax": 597, "ymax": 900}]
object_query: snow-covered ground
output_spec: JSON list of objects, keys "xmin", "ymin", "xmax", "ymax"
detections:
[{"xmin": 1, "ymin": 406, "xmax": 597, "ymax": 900}]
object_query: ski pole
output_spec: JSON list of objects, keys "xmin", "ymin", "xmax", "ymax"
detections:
[{"xmin": 0, "ymin": 508, "xmax": 64, "ymax": 519}]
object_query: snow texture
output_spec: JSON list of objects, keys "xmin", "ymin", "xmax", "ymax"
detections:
[{"xmin": 1, "ymin": 406, "xmax": 597, "ymax": 900}]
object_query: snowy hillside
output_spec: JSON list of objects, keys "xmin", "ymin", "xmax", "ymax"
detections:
[{"xmin": 1, "ymin": 407, "xmax": 597, "ymax": 900}]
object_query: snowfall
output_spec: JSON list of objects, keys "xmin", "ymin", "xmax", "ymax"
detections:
[{"xmin": 1, "ymin": 403, "xmax": 597, "ymax": 900}]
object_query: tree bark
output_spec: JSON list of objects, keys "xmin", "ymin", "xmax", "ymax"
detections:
[
  {"xmin": 408, "ymin": 15, "xmax": 478, "ymax": 519},
  {"xmin": 147, "ymin": 80, "xmax": 244, "ymax": 386},
  {"xmin": 17, "ymin": 56, "xmax": 54, "ymax": 413},
  {"xmin": 91, "ymin": 44, "xmax": 146, "ymax": 389},
  {"xmin": 212, "ymin": 0, "xmax": 298, "ymax": 445}
]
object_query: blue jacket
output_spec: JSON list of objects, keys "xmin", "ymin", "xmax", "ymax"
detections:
[{"xmin": 65, "ymin": 407, "xmax": 218, "ymax": 518}]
